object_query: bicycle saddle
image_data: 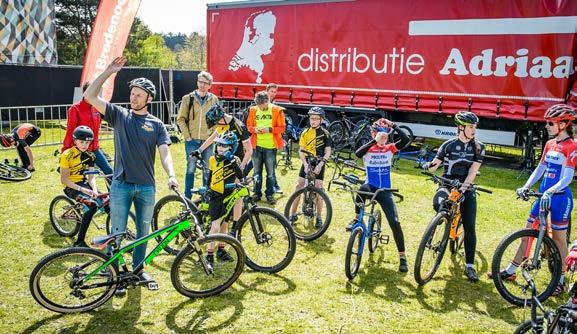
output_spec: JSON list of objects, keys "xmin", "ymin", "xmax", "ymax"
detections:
[{"xmin": 91, "ymin": 231, "xmax": 126, "ymax": 249}]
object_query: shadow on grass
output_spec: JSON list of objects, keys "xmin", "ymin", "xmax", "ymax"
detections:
[
  {"xmin": 41, "ymin": 219, "xmax": 73, "ymax": 249},
  {"xmin": 165, "ymin": 290, "xmax": 244, "ymax": 333},
  {"xmin": 21, "ymin": 314, "xmax": 66, "ymax": 334},
  {"xmin": 236, "ymin": 271, "xmax": 296, "ymax": 296},
  {"xmin": 298, "ymin": 233, "xmax": 336, "ymax": 256},
  {"xmin": 414, "ymin": 251, "xmax": 519, "ymax": 325}
]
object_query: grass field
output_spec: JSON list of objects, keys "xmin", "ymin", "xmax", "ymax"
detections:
[{"xmin": 1, "ymin": 140, "xmax": 575, "ymax": 334}]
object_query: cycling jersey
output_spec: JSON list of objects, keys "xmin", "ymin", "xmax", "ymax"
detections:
[
  {"xmin": 12, "ymin": 123, "xmax": 41, "ymax": 146},
  {"xmin": 207, "ymin": 155, "xmax": 243, "ymax": 194},
  {"xmin": 538, "ymin": 138, "xmax": 577, "ymax": 193},
  {"xmin": 435, "ymin": 138, "xmax": 485, "ymax": 182},
  {"xmin": 299, "ymin": 126, "xmax": 332, "ymax": 157},
  {"xmin": 362, "ymin": 143, "xmax": 398, "ymax": 188},
  {"xmin": 214, "ymin": 117, "xmax": 250, "ymax": 158},
  {"xmin": 60, "ymin": 146, "xmax": 95, "ymax": 184}
]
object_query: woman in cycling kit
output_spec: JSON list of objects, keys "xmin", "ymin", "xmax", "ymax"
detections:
[
  {"xmin": 498, "ymin": 104, "xmax": 577, "ymax": 295},
  {"xmin": 423, "ymin": 111, "xmax": 485, "ymax": 282},
  {"xmin": 352, "ymin": 118, "xmax": 411, "ymax": 272}
]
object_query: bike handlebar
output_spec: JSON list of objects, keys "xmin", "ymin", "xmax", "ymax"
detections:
[
  {"xmin": 421, "ymin": 171, "xmax": 492, "ymax": 194},
  {"xmin": 333, "ymin": 156, "xmax": 364, "ymax": 171}
]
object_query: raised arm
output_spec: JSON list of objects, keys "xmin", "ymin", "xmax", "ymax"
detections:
[{"xmin": 83, "ymin": 56, "xmax": 127, "ymax": 115}]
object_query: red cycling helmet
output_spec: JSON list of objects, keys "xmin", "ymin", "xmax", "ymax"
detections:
[
  {"xmin": 544, "ymin": 104, "xmax": 576, "ymax": 122},
  {"xmin": 0, "ymin": 134, "xmax": 13, "ymax": 148}
]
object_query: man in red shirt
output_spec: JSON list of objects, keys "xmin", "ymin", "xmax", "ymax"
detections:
[{"xmin": 61, "ymin": 82, "xmax": 113, "ymax": 174}]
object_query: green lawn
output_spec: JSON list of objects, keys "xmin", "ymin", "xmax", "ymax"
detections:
[{"xmin": 1, "ymin": 141, "xmax": 575, "ymax": 334}]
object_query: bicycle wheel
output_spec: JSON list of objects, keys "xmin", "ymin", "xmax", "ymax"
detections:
[
  {"xmin": 104, "ymin": 211, "xmax": 138, "ymax": 242},
  {"xmin": 29, "ymin": 247, "xmax": 118, "ymax": 313},
  {"xmin": 49, "ymin": 195, "xmax": 81, "ymax": 237},
  {"xmin": 513, "ymin": 317, "xmax": 545, "ymax": 334},
  {"xmin": 345, "ymin": 226, "xmax": 364, "ymax": 280},
  {"xmin": 283, "ymin": 187, "xmax": 332, "ymax": 241},
  {"xmin": 491, "ymin": 229, "xmax": 562, "ymax": 307},
  {"xmin": 414, "ymin": 212, "xmax": 451, "ymax": 285},
  {"xmin": 328, "ymin": 120, "xmax": 349, "ymax": 147},
  {"xmin": 368, "ymin": 210, "xmax": 382, "ymax": 253},
  {"xmin": 0, "ymin": 162, "xmax": 32, "ymax": 181},
  {"xmin": 171, "ymin": 234, "xmax": 245, "ymax": 298},
  {"xmin": 151, "ymin": 194, "xmax": 196, "ymax": 255},
  {"xmin": 235, "ymin": 207, "xmax": 296, "ymax": 273},
  {"xmin": 449, "ymin": 218, "xmax": 464, "ymax": 255}
]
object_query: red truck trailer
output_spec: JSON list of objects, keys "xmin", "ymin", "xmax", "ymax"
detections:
[{"xmin": 206, "ymin": 0, "xmax": 577, "ymax": 154}]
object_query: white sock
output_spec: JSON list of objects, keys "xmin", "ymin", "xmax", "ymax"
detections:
[{"xmin": 505, "ymin": 263, "xmax": 518, "ymax": 275}]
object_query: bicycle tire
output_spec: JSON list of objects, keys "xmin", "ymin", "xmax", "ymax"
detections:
[
  {"xmin": 105, "ymin": 211, "xmax": 138, "ymax": 242},
  {"xmin": 345, "ymin": 227, "xmax": 364, "ymax": 280},
  {"xmin": 368, "ymin": 210, "xmax": 382, "ymax": 253},
  {"xmin": 49, "ymin": 195, "xmax": 81, "ymax": 237},
  {"xmin": 171, "ymin": 234, "xmax": 245, "ymax": 298},
  {"xmin": 151, "ymin": 194, "xmax": 197, "ymax": 255},
  {"xmin": 491, "ymin": 229, "xmax": 562, "ymax": 307},
  {"xmin": 0, "ymin": 162, "xmax": 32, "ymax": 181},
  {"xmin": 328, "ymin": 120, "xmax": 349, "ymax": 148},
  {"xmin": 235, "ymin": 206, "xmax": 296, "ymax": 273},
  {"xmin": 449, "ymin": 218, "xmax": 464, "ymax": 255},
  {"xmin": 513, "ymin": 317, "xmax": 545, "ymax": 334},
  {"xmin": 29, "ymin": 247, "xmax": 118, "ymax": 313},
  {"xmin": 284, "ymin": 187, "xmax": 332, "ymax": 241},
  {"xmin": 414, "ymin": 212, "xmax": 451, "ymax": 285}
]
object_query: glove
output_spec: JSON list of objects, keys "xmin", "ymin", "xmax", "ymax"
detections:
[
  {"xmin": 565, "ymin": 248, "xmax": 577, "ymax": 271},
  {"xmin": 421, "ymin": 162, "xmax": 431, "ymax": 171},
  {"xmin": 189, "ymin": 149, "xmax": 201, "ymax": 158},
  {"xmin": 223, "ymin": 150, "xmax": 234, "ymax": 162},
  {"xmin": 516, "ymin": 187, "xmax": 529, "ymax": 200},
  {"xmin": 539, "ymin": 191, "xmax": 552, "ymax": 212}
]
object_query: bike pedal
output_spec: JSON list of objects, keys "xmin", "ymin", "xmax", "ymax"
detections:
[
  {"xmin": 146, "ymin": 281, "xmax": 159, "ymax": 291},
  {"xmin": 380, "ymin": 235, "xmax": 390, "ymax": 244}
]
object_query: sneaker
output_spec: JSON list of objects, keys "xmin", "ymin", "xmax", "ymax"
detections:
[
  {"xmin": 464, "ymin": 267, "xmax": 479, "ymax": 282},
  {"xmin": 266, "ymin": 196, "xmax": 277, "ymax": 205},
  {"xmin": 399, "ymin": 258, "xmax": 409, "ymax": 273},
  {"xmin": 274, "ymin": 187, "xmax": 283, "ymax": 195},
  {"xmin": 288, "ymin": 214, "xmax": 298, "ymax": 224},
  {"xmin": 345, "ymin": 219, "xmax": 356, "ymax": 232},
  {"xmin": 487, "ymin": 270, "xmax": 517, "ymax": 281},
  {"xmin": 315, "ymin": 217, "xmax": 323, "ymax": 229},
  {"xmin": 205, "ymin": 254, "xmax": 215, "ymax": 266},
  {"xmin": 552, "ymin": 283, "xmax": 565, "ymax": 297},
  {"xmin": 138, "ymin": 272, "xmax": 158, "ymax": 290},
  {"xmin": 216, "ymin": 249, "xmax": 234, "ymax": 262},
  {"xmin": 252, "ymin": 195, "xmax": 262, "ymax": 202},
  {"xmin": 114, "ymin": 287, "xmax": 126, "ymax": 297}
]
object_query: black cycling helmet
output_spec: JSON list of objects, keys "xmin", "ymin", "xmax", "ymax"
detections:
[
  {"xmin": 206, "ymin": 104, "xmax": 225, "ymax": 128},
  {"xmin": 129, "ymin": 77, "xmax": 156, "ymax": 99},
  {"xmin": 544, "ymin": 104, "xmax": 576, "ymax": 122},
  {"xmin": 73, "ymin": 126, "xmax": 94, "ymax": 141},
  {"xmin": 0, "ymin": 134, "xmax": 13, "ymax": 147},
  {"xmin": 308, "ymin": 106, "xmax": 325, "ymax": 117},
  {"xmin": 214, "ymin": 130, "xmax": 239, "ymax": 160},
  {"xmin": 454, "ymin": 111, "xmax": 479, "ymax": 126}
]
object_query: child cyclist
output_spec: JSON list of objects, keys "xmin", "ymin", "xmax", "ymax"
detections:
[
  {"xmin": 350, "ymin": 118, "xmax": 411, "ymax": 272},
  {"xmin": 59, "ymin": 126, "xmax": 100, "ymax": 247},
  {"xmin": 495, "ymin": 104, "xmax": 576, "ymax": 295},
  {"xmin": 204, "ymin": 131, "xmax": 244, "ymax": 266},
  {"xmin": 287, "ymin": 106, "xmax": 332, "ymax": 228}
]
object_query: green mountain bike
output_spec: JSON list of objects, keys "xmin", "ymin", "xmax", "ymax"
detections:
[{"xmin": 29, "ymin": 188, "xmax": 245, "ymax": 313}]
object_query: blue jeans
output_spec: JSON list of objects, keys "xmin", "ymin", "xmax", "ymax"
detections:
[
  {"xmin": 110, "ymin": 180, "xmax": 155, "ymax": 268},
  {"xmin": 252, "ymin": 146, "xmax": 276, "ymax": 197},
  {"xmin": 184, "ymin": 140, "xmax": 213, "ymax": 199},
  {"xmin": 93, "ymin": 148, "xmax": 113, "ymax": 175}
]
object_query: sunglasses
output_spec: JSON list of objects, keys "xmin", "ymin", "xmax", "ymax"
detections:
[
  {"xmin": 217, "ymin": 143, "xmax": 231, "ymax": 148},
  {"xmin": 197, "ymin": 81, "xmax": 211, "ymax": 85},
  {"xmin": 374, "ymin": 126, "xmax": 392, "ymax": 134}
]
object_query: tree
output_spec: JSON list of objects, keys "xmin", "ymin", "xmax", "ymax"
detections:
[
  {"xmin": 174, "ymin": 32, "xmax": 207, "ymax": 70},
  {"xmin": 54, "ymin": 0, "xmax": 99, "ymax": 64},
  {"xmin": 130, "ymin": 35, "xmax": 177, "ymax": 68}
]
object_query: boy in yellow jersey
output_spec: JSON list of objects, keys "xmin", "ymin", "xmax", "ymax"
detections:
[
  {"xmin": 59, "ymin": 126, "xmax": 100, "ymax": 247},
  {"xmin": 204, "ymin": 131, "xmax": 244, "ymax": 266},
  {"xmin": 288, "ymin": 107, "xmax": 332, "ymax": 228}
]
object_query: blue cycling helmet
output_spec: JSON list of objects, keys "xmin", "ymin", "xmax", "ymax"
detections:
[
  {"xmin": 213, "ymin": 130, "xmax": 239, "ymax": 160},
  {"xmin": 308, "ymin": 106, "xmax": 325, "ymax": 118},
  {"xmin": 206, "ymin": 104, "xmax": 225, "ymax": 128}
]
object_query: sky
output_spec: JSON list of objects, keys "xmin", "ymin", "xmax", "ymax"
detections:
[{"xmin": 137, "ymin": 0, "xmax": 240, "ymax": 34}]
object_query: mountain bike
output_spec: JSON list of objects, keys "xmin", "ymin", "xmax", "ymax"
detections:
[
  {"xmin": 333, "ymin": 175, "xmax": 403, "ymax": 280},
  {"xmin": 0, "ymin": 158, "xmax": 32, "ymax": 181},
  {"xmin": 491, "ymin": 190, "xmax": 565, "ymax": 307},
  {"xmin": 152, "ymin": 170, "xmax": 296, "ymax": 273},
  {"xmin": 29, "ymin": 188, "xmax": 245, "ymax": 313},
  {"xmin": 392, "ymin": 143, "xmax": 436, "ymax": 168},
  {"xmin": 49, "ymin": 170, "xmax": 136, "ymax": 244},
  {"xmin": 327, "ymin": 155, "xmax": 366, "ymax": 191},
  {"xmin": 414, "ymin": 172, "xmax": 492, "ymax": 285},
  {"xmin": 328, "ymin": 111, "xmax": 373, "ymax": 151},
  {"xmin": 514, "ymin": 268, "xmax": 577, "ymax": 333},
  {"xmin": 284, "ymin": 150, "xmax": 333, "ymax": 241}
]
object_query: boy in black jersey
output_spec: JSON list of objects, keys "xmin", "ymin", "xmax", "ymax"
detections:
[
  {"xmin": 423, "ymin": 111, "xmax": 485, "ymax": 282},
  {"xmin": 204, "ymin": 131, "xmax": 244, "ymax": 265}
]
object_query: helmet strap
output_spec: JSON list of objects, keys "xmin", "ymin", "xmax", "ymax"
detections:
[{"xmin": 458, "ymin": 126, "xmax": 474, "ymax": 141}]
